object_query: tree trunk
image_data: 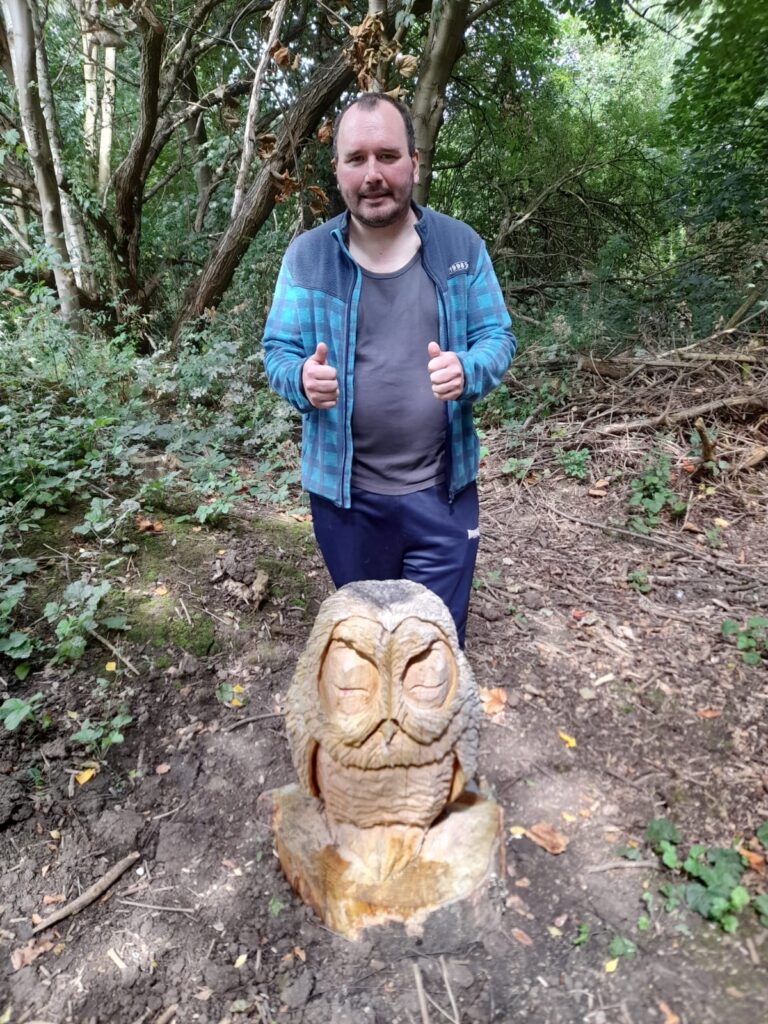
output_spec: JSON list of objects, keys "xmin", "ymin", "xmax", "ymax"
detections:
[
  {"xmin": 79, "ymin": 6, "xmax": 98, "ymax": 177},
  {"xmin": 411, "ymin": 0, "xmax": 470, "ymax": 206},
  {"xmin": 111, "ymin": 1, "xmax": 164, "ymax": 299},
  {"xmin": 29, "ymin": 0, "xmax": 95, "ymax": 294},
  {"xmin": 1, "ymin": 0, "xmax": 81, "ymax": 326},
  {"xmin": 231, "ymin": 0, "xmax": 289, "ymax": 219},
  {"xmin": 98, "ymin": 45, "xmax": 116, "ymax": 198},
  {"xmin": 171, "ymin": 47, "xmax": 356, "ymax": 339}
]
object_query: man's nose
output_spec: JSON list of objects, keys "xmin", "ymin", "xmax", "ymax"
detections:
[{"xmin": 364, "ymin": 157, "xmax": 384, "ymax": 181}]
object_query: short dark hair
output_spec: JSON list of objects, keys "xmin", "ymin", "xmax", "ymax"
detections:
[{"xmin": 332, "ymin": 93, "xmax": 416, "ymax": 159}]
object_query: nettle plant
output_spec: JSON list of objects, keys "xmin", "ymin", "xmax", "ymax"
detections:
[
  {"xmin": 627, "ymin": 455, "xmax": 687, "ymax": 534},
  {"xmin": 43, "ymin": 578, "xmax": 117, "ymax": 663},
  {"xmin": 721, "ymin": 616, "xmax": 768, "ymax": 666}
]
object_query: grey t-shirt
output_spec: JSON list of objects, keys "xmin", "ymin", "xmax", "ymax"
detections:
[{"xmin": 351, "ymin": 252, "xmax": 446, "ymax": 494}]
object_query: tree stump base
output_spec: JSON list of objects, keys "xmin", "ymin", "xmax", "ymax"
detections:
[{"xmin": 260, "ymin": 784, "xmax": 505, "ymax": 942}]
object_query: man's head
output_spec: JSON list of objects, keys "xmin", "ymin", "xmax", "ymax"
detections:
[{"xmin": 332, "ymin": 94, "xmax": 419, "ymax": 229}]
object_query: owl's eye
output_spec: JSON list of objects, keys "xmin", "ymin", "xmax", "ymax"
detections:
[
  {"xmin": 320, "ymin": 640, "xmax": 379, "ymax": 715},
  {"xmin": 402, "ymin": 641, "xmax": 454, "ymax": 709}
]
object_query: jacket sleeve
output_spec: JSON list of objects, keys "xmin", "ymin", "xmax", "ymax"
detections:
[
  {"xmin": 457, "ymin": 243, "xmax": 516, "ymax": 403},
  {"xmin": 262, "ymin": 259, "xmax": 314, "ymax": 414}
]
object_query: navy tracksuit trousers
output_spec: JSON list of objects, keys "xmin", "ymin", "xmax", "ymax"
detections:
[{"xmin": 309, "ymin": 482, "xmax": 479, "ymax": 647}]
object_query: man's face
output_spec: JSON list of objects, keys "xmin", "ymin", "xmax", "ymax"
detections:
[{"xmin": 334, "ymin": 102, "xmax": 419, "ymax": 229}]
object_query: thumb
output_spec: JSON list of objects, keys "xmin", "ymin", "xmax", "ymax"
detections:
[
  {"xmin": 427, "ymin": 341, "xmax": 441, "ymax": 359},
  {"xmin": 314, "ymin": 342, "xmax": 328, "ymax": 364}
]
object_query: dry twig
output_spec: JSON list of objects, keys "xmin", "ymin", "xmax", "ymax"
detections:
[{"xmin": 32, "ymin": 851, "xmax": 140, "ymax": 934}]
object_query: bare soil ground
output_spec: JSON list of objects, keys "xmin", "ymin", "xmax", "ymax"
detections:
[{"xmin": 2, "ymin": 354, "xmax": 768, "ymax": 1024}]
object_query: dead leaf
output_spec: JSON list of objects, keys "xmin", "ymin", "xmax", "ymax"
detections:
[
  {"xmin": 604, "ymin": 958, "xmax": 619, "ymax": 973},
  {"xmin": 153, "ymin": 584, "xmax": 169, "ymax": 597},
  {"xmin": 511, "ymin": 928, "xmax": 533, "ymax": 946},
  {"xmin": 514, "ymin": 877, "xmax": 531, "ymax": 888},
  {"xmin": 136, "ymin": 517, "xmax": 163, "ymax": 534},
  {"xmin": 561, "ymin": 811, "xmax": 577, "ymax": 823},
  {"xmin": 479, "ymin": 686, "xmax": 508, "ymax": 717},
  {"xmin": 558, "ymin": 730, "xmax": 577, "ymax": 749},
  {"xmin": 11, "ymin": 938, "xmax": 54, "ymax": 971},
  {"xmin": 527, "ymin": 822, "xmax": 569, "ymax": 855},
  {"xmin": 696, "ymin": 707, "xmax": 721, "ymax": 719},
  {"xmin": 234, "ymin": 953, "xmax": 247, "ymax": 969},
  {"xmin": 294, "ymin": 945, "xmax": 306, "ymax": 962},
  {"xmin": 155, "ymin": 763, "xmax": 171, "ymax": 775},
  {"xmin": 588, "ymin": 488, "xmax": 607, "ymax": 498},
  {"xmin": 270, "ymin": 42, "xmax": 291, "ymax": 68},
  {"xmin": 317, "ymin": 118, "xmax": 333, "ymax": 145},
  {"xmin": 571, "ymin": 608, "xmax": 586, "ymax": 620},
  {"xmin": 194, "ymin": 987, "xmax": 213, "ymax": 1002},
  {"xmin": 42, "ymin": 894, "xmax": 66, "ymax": 906},
  {"xmin": 75, "ymin": 767, "xmax": 96, "ymax": 786},
  {"xmin": 682, "ymin": 521, "xmax": 704, "ymax": 534},
  {"xmin": 592, "ymin": 477, "xmax": 611, "ymax": 489},
  {"xmin": 713, "ymin": 517, "xmax": 730, "ymax": 529},
  {"xmin": 738, "ymin": 846, "xmax": 766, "ymax": 873},
  {"xmin": 657, "ymin": 1001, "xmax": 681, "ymax": 1024}
]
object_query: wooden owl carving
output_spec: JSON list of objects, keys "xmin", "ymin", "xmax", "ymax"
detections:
[{"xmin": 286, "ymin": 580, "xmax": 480, "ymax": 830}]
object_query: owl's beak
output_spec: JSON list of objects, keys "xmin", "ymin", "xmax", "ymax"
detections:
[{"xmin": 378, "ymin": 720, "xmax": 398, "ymax": 746}]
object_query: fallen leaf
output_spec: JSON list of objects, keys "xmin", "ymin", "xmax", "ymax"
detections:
[
  {"xmin": 604, "ymin": 958, "xmax": 619, "ymax": 973},
  {"xmin": 49, "ymin": 829, "xmax": 61, "ymax": 841},
  {"xmin": 558, "ymin": 730, "xmax": 577, "ymax": 749},
  {"xmin": 511, "ymin": 928, "xmax": 533, "ymax": 946},
  {"xmin": 230, "ymin": 698, "xmax": 243, "ymax": 708},
  {"xmin": 11, "ymin": 938, "xmax": 54, "ymax": 970},
  {"xmin": 75, "ymin": 767, "xmax": 95, "ymax": 785},
  {"xmin": 657, "ymin": 1001, "xmax": 681, "ymax": 1024},
  {"xmin": 737, "ymin": 846, "xmax": 765, "ymax": 873},
  {"xmin": 234, "ymin": 953, "xmax": 247, "ymax": 969},
  {"xmin": 155, "ymin": 763, "xmax": 171, "ymax": 775},
  {"xmin": 713, "ymin": 517, "xmax": 730, "ymax": 529},
  {"xmin": 153, "ymin": 584, "xmax": 169, "ymax": 597},
  {"xmin": 294, "ymin": 946, "xmax": 306, "ymax": 962},
  {"xmin": 42, "ymin": 894, "xmax": 65, "ymax": 906},
  {"xmin": 136, "ymin": 517, "xmax": 164, "ymax": 534},
  {"xmin": 479, "ymin": 686, "xmax": 508, "ymax": 716},
  {"xmin": 680, "ymin": 459, "xmax": 696, "ymax": 474},
  {"xmin": 588, "ymin": 488, "xmax": 607, "ymax": 498},
  {"xmin": 696, "ymin": 707, "xmax": 721, "ymax": 719},
  {"xmin": 682, "ymin": 521, "xmax": 704, "ymax": 533},
  {"xmin": 592, "ymin": 478, "xmax": 611, "ymax": 489},
  {"xmin": 31, "ymin": 913, "xmax": 43, "ymax": 926},
  {"xmin": 527, "ymin": 822, "xmax": 569, "ymax": 855},
  {"xmin": 509, "ymin": 825, "xmax": 527, "ymax": 838},
  {"xmin": 571, "ymin": 608, "xmax": 586, "ymax": 620},
  {"xmin": 547, "ymin": 926, "xmax": 562, "ymax": 938},
  {"xmin": 194, "ymin": 987, "xmax": 213, "ymax": 1002},
  {"xmin": 515, "ymin": 877, "xmax": 531, "ymax": 888},
  {"xmin": 561, "ymin": 811, "xmax": 577, "ymax": 823},
  {"xmin": 232, "ymin": 684, "xmax": 245, "ymax": 694},
  {"xmin": 105, "ymin": 661, "xmax": 117, "ymax": 672}
]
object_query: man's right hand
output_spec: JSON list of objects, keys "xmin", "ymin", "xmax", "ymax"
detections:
[{"xmin": 302, "ymin": 343, "xmax": 339, "ymax": 409}]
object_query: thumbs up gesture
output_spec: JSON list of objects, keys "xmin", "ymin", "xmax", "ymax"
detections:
[
  {"xmin": 302, "ymin": 343, "xmax": 339, "ymax": 409},
  {"xmin": 427, "ymin": 341, "xmax": 464, "ymax": 401}
]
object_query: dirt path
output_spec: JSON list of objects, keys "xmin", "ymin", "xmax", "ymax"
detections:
[{"xmin": 1, "ymin": 427, "xmax": 767, "ymax": 1024}]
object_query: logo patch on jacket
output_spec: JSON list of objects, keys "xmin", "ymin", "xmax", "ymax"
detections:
[{"xmin": 448, "ymin": 260, "xmax": 470, "ymax": 276}]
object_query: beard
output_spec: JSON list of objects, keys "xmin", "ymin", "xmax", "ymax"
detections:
[{"xmin": 342, "ymin": 181, "xmax": 414, "ymax": 229}]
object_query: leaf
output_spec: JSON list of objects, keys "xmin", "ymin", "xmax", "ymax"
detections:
[
  {"xmin": 657, "ymin": 1001, "xmax": 681, "ymax": 1024},
  {"xmin": 527, "ymin": 822, "xmax": 569, "ymax": 855},
  {"xmin": 757, "ymin": 822, "xmax": 768, "ymax": 849},
  {"xmin": 696, "ymin": 707, "xmax": 721, "ymax": 718},
  {"xmin": 105, "ymin": 661, "xmax": 117, "ymax": 672},
  {"xmin": 136, "ymin": 517, "xmax": 163, "ymax": 534},
  {"xmin": 737, "ymin": 846, "xmax": 765, "ymax": 873},
  {"xmin": 571, "ymin": 923, "xmax": 589, "ymax": 946},
  {"xmin": 604, "ymin": 958, "xmax": 619, "ymax": 973},
  {"xmin": 234, "ymin": 953, "xmax": 247, "ymax": 969},
  {"xmin": 616, "ymin": 845, "xmax": 642, "ymax": 861},
  {"xmin": 268, "ymin": 895, "xmax": 284, "ymax": 917},
  {"xmin": 155, "ymin": 763, "xmax": 171, "ymax": 775},
  {"xmin": 42, "ymin": 893, "xmax": 66, "ymax": 906},
  {"xmin": 645, "ymin": 818, "xmax": 681, "ymax": 849},
  {"xmin": 11, "ymin": 938, "xmax": 54, "ymax": 970},
  {"xmin": 75, "ymin": 767, "xmax": 95, "ymax": 785},
  {"xmin": 558, "ymin": 730, "xmax": 577, "ymax": 748},
  {"xmin": 729, "ymin": 885, "xmax": 750, "ymax": 911},
  {"xmin": 608, "ymin": 936, "xmax": 636, "ymax": 957},
  {"xmin": 153, "ymin": 584, "xmax": 168, "ymax": 597},
  {"xmin": 479, "ymin": 686, "xmax": 507, "ymax": 716},
  {"xmin": 511, "ymin": 928, "xmax": 533, "ymax": 946}
]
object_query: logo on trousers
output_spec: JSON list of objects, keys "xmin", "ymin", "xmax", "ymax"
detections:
[{"xmin": 467, "ymin": 527, "xmax": 480, "ymax": 540}]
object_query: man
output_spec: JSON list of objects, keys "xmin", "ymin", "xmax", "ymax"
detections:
[{"xmin": 263, "ymin": 93, "xmax": 515, "ymax": 647}]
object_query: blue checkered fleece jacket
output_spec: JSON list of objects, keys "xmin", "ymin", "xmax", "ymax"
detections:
[{"xmin": 262, "ymin": 204, "xmax": 516, "ymax": 508}]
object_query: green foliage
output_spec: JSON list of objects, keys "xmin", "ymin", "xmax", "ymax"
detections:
[
  {"xmin": 626, "ymin": 568, "xmax": 651, "ymax": 594},
  {"xmin": 721, "ymin": 616, "xmax": 768, "ymax": 666},
  {"xmin": 627, "ymin": 455, "xmax": 687, "ymax": 534},
  {"xmin": 501, "ymin": 456, "xmax": 535, "ymax": 481},
  {"xmin": 643, "ymin": 818, "xmax": 768, "ymax": 932},
  {"xmin": 571, "ymin": 922, "xmax": 590, "ymax": 946},
  {"xmin": 608, "ymin": 935, "xmax": 636, "ymax": 958},
  {"xmin": 554, "ymin": 447, "xmax": 591, "ymax": 480},
  {"xmin": 43, "ymin": 579, "xmax": 112, "ymax": 663},
  {"xmin": 71, "ymin": 712, "xmax": 133, "ymax": 756},
  {"xmin": 0, "ymin": 692, "xmax": 44, "ymax": 732}
]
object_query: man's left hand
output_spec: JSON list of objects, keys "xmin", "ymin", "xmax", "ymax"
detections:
[{"xmin": 427, "ymin": 341, "xmax": 464, "ymax": 401}]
